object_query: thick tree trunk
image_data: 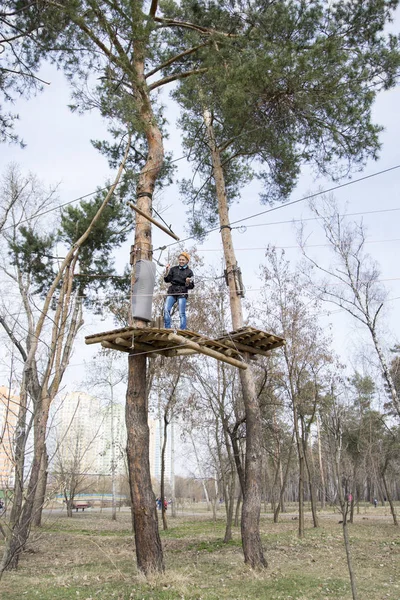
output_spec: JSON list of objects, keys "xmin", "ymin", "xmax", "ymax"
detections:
[
  {"xmin": 32, "ymin": 451, "xmax": 48, "ymax": 528},
  {"xmin": 126, "ymin": 354, "xmax": 164, "ymax": 574},
  {"xmin": 204, "ymin": 109, "xmax": 266, "ymax": 568},
  {"xmin": 124, "ymin": 44, "xmax": 165, "ymax": 574}
]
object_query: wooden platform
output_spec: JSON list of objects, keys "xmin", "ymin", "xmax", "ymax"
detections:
[
  {"xmin": 215, "ymin": 326, "xmax": 285, "ymax": 357},
  {"xmin": 85, "ymin": 326, "xmax": 285, "ymax": 370}
]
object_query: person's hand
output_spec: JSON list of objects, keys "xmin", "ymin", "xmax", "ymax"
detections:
[
  {"xmin": 165, "ymin": 263, "xmax": 170, "ymax": 274},
  {"xmin": 185, "ymin": 277, "xmax": 191, "ymax": 286}
]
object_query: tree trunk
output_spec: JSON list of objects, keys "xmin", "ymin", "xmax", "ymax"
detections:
[
  {"xmin": 334, "ymin": 444, "xmax": 358, "ymax": 600},
  {"xmin": 161, "ymin": 414, "xmax": 168, "ymax": 531},
  {"xmin": 126, "ymin": 354, "xmax": 164, "ymax": 575},
  {"xmin": 382, "ymin": 471, "xmax": 398, "ymax": 526},
  {"xmin": 223, "ymin": 473, "xmax": 236, "ymax": 543},
  {"xmin": 8, "ymin": 387, "xmax": 29, "ymax": 530},
  {"xmin": 235, "ymin": 490, "xmax": 242, "ymax": 527},
  {"xmin": 110, "ymin": 398, "xmax": 117, "ymax": 522},
  {"xmin": 222, "ymin": 418, "xmax": 236, "ymax": 543},
  {"xmin": 229, "ymin": 421, "xmax": 245, "ymax": 495},
  {"xmin": 316, "ymin": 415, "xmax": 326, "ymax": 510},
  {"xmin": 290, "ymin": 409, "xmax": 305, "ymax": 538},
  {"xmin": 124, "ymin": 45, "xmax": 165, "ymax": 574},
  {"xmin": 369, "ymin": 326, "xmax": 400, "ymax": 419},
  {"xmin": 303, "ymin": 444, "xmax": 319, "ymax": 528},
  {"xmin": 204, "ymin": 108, "xmax": 266, "ymax": 568},
  {"xmin": 274, "ymin": 432, "xmax": 294, "ymax": 523},
  {"xmin": 32, "ymin": 451, "xmax": 48, "ymax": 528},
  {"xmin": 1, "ymin": 398, "xmax": 49, "ymax": 572},
  {"xmin": 171, "ymin": 420, "xmax": 176, "ymax": 518}
]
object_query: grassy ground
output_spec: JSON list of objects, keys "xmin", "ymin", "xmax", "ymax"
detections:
[{"xmin": 0, "ymin": 505, "xmax": 399, "ymax": 600}]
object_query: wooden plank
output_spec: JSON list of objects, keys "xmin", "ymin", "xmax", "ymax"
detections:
[
  {"xmin": 101, "ymin": 340, "xmax": 130, "ymax": 353},
  {"xmin": 222, "ymin": 340, "xmax": 281, "ymax": 357},
  {"xmin": 161, "ymin": 348, "xmax": 197, "ymax": 357},
  {"xmin": 115, "ymin": 337, "xmax": 132, "ymax": 348},
  {"xmin": 115, "ymin": 337, "xmax": 162, "ymax": 354},
  {"xmin": 86, "ymin": 329, "xmax": 135, "ymax": 345},
  {"xmin": 168, "ymin": 333, "xmax": 247, "ymax": 370}
]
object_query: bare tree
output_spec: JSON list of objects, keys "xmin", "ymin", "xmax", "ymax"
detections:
[
  {"xmin": 259, "ymin": 248, "xmax": 334, "ymax": 537},
  {"xmin": 0, "ymin": 147, "xmax": 129, "ymax": 572},
  {"xmin": 301, "ymin": 196, "xmax": 400, "ymax": 419},
  {"xmin": 323, "ymin": 381, "xmax": 359, "ymax": 600}
]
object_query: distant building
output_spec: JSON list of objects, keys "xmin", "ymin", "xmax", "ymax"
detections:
[
  {"xmin": 0, "ymin": 387, "xmax": 20, "ymax": 488},
  {"xmin": 51, "ymin": 392, "xmax": 174, "ymax": 482},
  {"xmin": 52, "ymin": 392, "xmax": 104, "ymax": 474},
  {"xmin": 96, "ymin": 402, "xmax": 126, "ymax": 476}
]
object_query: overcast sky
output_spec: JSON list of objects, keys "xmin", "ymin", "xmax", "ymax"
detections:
[{"xmin": 1, "ymin": 17, "xmax": 400, "ymax": 403}]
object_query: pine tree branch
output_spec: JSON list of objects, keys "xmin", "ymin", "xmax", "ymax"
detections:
[
  {"xmin": 154, "ymin": 17, "xmax": 239, "ymax": 37},
  {"xmin": 148, "ymin": 67, "xmax": 207, "ymax": 91},
  {"xmin": 145, "ymin": 41, "xmax": 209, "ymax": 78},
  {"xmin": 0, "ymin": 67, "xmax": 50, "ymax": 85},
  {"xmin": 85, "ymin": 0, "xmax": 134, "ymax": 74},
  {"xmin": 0, "ymin": 2, "xmax": 37, "ymax": 18},
  {"xmin": 46, "ymin": 1, "xmax": 124, "ymax": 74}
]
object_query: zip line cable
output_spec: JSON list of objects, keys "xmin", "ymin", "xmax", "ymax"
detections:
[
  {"xmin": 156, "ymin": 164, "xmax": 400, "ymax": 252},
  {"xmin": 239, "ymin": 206, "xmax": 400, "ymax": 230},
  {"xmin": 1, "ymin": 152, "xmax": 190, "ymax": 233},
  {"xmin": 199, "ymin": 237, "xmax": 400, "ymax": 252}
]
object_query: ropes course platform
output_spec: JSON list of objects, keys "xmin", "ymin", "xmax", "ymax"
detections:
[{"xmin": 85, "ymin": 326, "xmax": 285, "ymax": 371}]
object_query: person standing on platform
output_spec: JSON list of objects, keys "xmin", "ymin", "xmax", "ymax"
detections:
[{"xmin": 164, "ymin": 252, "xmax": 194, "ymax": 330}]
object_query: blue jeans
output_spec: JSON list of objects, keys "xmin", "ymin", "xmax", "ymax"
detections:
[{"xmin": 164, "ymin": 295, "xmax": 187, "ymax": 330}]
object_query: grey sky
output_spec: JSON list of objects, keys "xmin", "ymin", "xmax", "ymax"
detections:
[{"xmin": 1, "ymin": 36, "xmax": 399, "ymax": 391}]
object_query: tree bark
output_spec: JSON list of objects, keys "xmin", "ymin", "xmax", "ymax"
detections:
[
  {"xmin": 1, "ymin": 398, "xmax": 49, "ymax": 571},
  {"xmin": 204, "ymin": 108, "xmax": 266, "ymax": 568},
  {"xmin": 292, "ymin": 411, "xmax": 305, "ymax": 538},
  {"xmin": 161, "ymin": 413, "xmax": 168, "ymax": 531},
  {"xmin": 316, "ymin": 415, "xmax": 326, "ymax": 510},
  {"xmin": 382, "ymin": 471, "xmax": 398, "ymax": 526},
  {"xmin": 303, "ymin": 442, "xmax": 319, "ymax": 528},
  {"xmin": 126, "ymin": 354, "xmax": 164, "ymax": 574},
  {"xmin": 274, "ymin": 432, "xmax": 294, "ymax": 523},
  {"xmin": 32, "ymin": 450, "xmax": 48, "ymax": 528},
  {"xmin": 124, "ymin": 39, "xmax": 165, "ymax": 574}
]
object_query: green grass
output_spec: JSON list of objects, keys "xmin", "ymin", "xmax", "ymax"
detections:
[{"xmin": 1, "ymin": 507, "xmax": 399, "ymax": 600}]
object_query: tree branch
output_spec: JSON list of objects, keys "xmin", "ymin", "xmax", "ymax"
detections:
[
  {"xmin": 154, "ymin": 16, "xmax": 239, "ymax": 37},
  {"xmin": 148, "ymin": 67, "xmax": 207, "ymax": 91},
  {"xmin": 0, "ymin": 315, "xmax": 27, "ymax": 361},
  {"xmin": 145, "ymin": 42, "xmax": 209, "ymax": 78}
]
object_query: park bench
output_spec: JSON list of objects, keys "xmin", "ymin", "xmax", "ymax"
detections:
[{"xmin": 72, "ymin": 501, "xmax": 91, "ymax": 512}]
